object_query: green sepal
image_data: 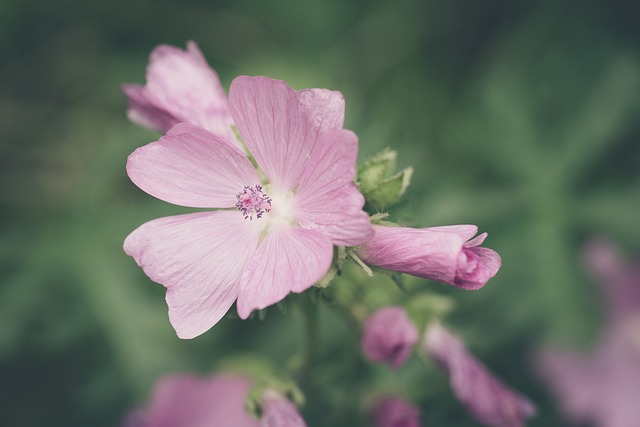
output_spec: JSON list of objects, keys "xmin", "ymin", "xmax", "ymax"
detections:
[
  {"xmin": 364, "ymin": 166, "xmax": 413, "ymax": 209},
  {"xmin": 357, "ymin": 148, "xmax": 397, "ymax": 193}
]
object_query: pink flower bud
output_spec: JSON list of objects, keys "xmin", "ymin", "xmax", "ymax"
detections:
[
  {"xmin": 260, "ymin": 390, "xmax": 307, "ymax": 427},
  {"xmin": 361, "ymin": 306, "xmax": 419, "ymax": 369},
  {"xmin": 356, "ymin": 225, "xmax": 501, "ymax": 290},
  {"xmin": 424, "ymin": 323, "xmax": 536, "ymax": 427},
  {"xmin": 372, "ymin": 396, "xmax": 421, "ymax": 427}
]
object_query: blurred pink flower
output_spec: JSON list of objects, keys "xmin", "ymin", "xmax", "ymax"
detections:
[
  {"xmin": 424, "ymin": 323, "xmax": 536, "ymax": 427},
  {"xmin": 372, "ymin": 396, "xmax": 421, "ymax": 427},
  {"xmin": 122, "ymin": 373, "xmax": 308, "ymax": 427},
  {"xmin": 121, "ymin": 373, "xmax": 259, "ymax": 427},
  {"xmin": 260, "ymin": 390, "xmax": 308, "ymax": 427},
  {"xmin": 361, "ymin": 306, "xmax": 419, "ymax": 369},
  {"xmin": 125, "ymin": 76, "xmax": 373, "ymax": 338},
  {"xmin": 356, "ymin": 225, "xmax": 501, "ymax": 290},
  {"xmin": 122, "ymin": 41, "xmax": 239, "ymax": 147},
  {"xmin": 536, "ymin": 239, "xmax": 640, "ymax": 427}
]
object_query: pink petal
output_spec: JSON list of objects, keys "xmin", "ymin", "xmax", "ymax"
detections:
[
  {"xmin": 140, "ymin": 373, "xmax": 259, "ymax": 427},
  {"xmin": 454, "ymin": 246, "xmax": 501, "ymax": 290},
  {"xmin": 229, "ymin": 76, "xmax": 345, "ymax": 189},
  {"xmin": 372, "ymin": 396, "xmax": 422, "ymax": 427},
  {"xmin": 425, "ymin": 323, "xmax": 536, "ymax": 427},
  {"xmin": 427, "ymin": 225, "xmax": 479, "ymax": 241},
  {"xmin": 236, "ymin": 224, "xmax": 333, "ymax": 319},
  {"xmin": 124, "ymin": 211, "xmax": 263, "ymax": 338},
  {"xmin": 122, "ymin": 84, "xmax": 181, "ymax": 132},
  {"xmin": 361, "ymin": 306, "xmax": 419, "ymax": 369},
  {"xmin": 260, "ymin": 390, "xmax": 308, "ymax": 427},
  {"xmin": 294, "ymin": 129, "xmax": 373, "ymax": 246},
  {"xmin": 357, "ymin": 225, "xmax": 464, "ymax": 285},
  {"xmin": 146, "ymin": 42, "xmax": 237, "ymax": 142},
  {"xmin": 356, "ymin": 225, "xmax": 501, "ymax": 290},
  {"xmin": 126, "ymin": 123, "xmax": 260, "ymax": 208},
  {"xmin": 535, "ymin": 349, "xmax": 599, "ymax": 424}
]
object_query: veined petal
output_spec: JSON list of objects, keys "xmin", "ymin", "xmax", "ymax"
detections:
[
  {"xmin": 294, "ymin": 129, "xmax": 373, "ymax": 246},
  {"xmin": 356, "ymin": 225, "xmax": 501, "ymax": 290},
  {"xmin": 236, "ymin": 225, "xmax": 333, "ymax": 319},
  {"xmin": 124, "ymin": 211, "xmax": 263, "ymax": 338},
  {"xmin": 229, "ymin": 76, "xmax": 345, "ymax": 189},
  {"xmin": 357, "ymin": 225, "xmax": 464, "ymax": 285},
  {"xmin": 142, "ymin": 41, "xmax": 238, "ymax": 144},
  {"xmin": 127, "ymin": 123, "xmax": 260, "ymax": 208},
  {"xmin": 427, "ymin": 225, "xmax": 479, "ymax": 242}
]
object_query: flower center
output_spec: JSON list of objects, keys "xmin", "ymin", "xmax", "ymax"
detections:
[{"xmin": 236, "ymin": 185, "xmax": 272, "ymax": 220}]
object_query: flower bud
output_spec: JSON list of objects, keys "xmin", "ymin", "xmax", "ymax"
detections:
[
  {"xmin": 362, "ymin": 306, "xmax": 419, "ymax": 369},
  {"xmin": 424, "ymin": 323, "xmax": 536, "ymax": 427},
  {"xmin": 260, "ymin": 390, "xmax": 307, "ymax": 427},
  {"xmin": 372, "ymin": 396, "xmax": 421, "ymax": 427},
  {"xmin": 357, "ymin": 149, "xmax": 412, "ymax": 209},
  {"xmin": 356, "ymin": 224, "xmax": 501, "ymax": 290}
]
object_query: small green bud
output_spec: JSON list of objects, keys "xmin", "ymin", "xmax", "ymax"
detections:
[
  {"xmin": 357, "ymin": 148, "xmax": 413, "ymax": 209},
  {"xmin": 364, "ymin": 166, "xmax": 413, "ymax": 209},
  {"xmin": 357, "ymin": 149, "xmax": 398, "ymax": 193}
]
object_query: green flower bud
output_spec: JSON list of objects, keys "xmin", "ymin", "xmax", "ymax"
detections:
[{"xmin": 357, "ymin": 149, "xmax": 413, "ymax": 209}]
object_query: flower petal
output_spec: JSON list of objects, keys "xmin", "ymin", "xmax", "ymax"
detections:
[
  {"xmin": 372, "ymin": 396, "xmax": 422, "ymax": 427},
  {"xmin": 122, "ymin": 83, "xmax": 181, "ymax": 132},
  {"xmin": 427, "ymin": 225, "xmax": 479, "ymax": 242},
  {"xmin": 141, "ymin": 373, "xmax": 259, "ymax": 427},
  {"xmin": 124, "ymin": 211, "xmax": 263, "ymax": 338},
  {"xmin": 236, "ymin": 224, "xmax": 333, "ymax": 319},
  {"xmin": 361, "ymin": 306, "xmax": 419, "ymax": 369},
  {"xmin": 425, "ymin": 323, "xmax": 536, "ymax": 427},
  {"xmin": 127, "ymin": 123, "xmax": 260, "ymax": 208},
  {"xmin": 357, "ymin": 225, "xmax": 501, "ymax": 290},
  {"xmin": 139, "ymin": 41, "xmax": 237, "ymax": 143},
  {"xmin": 455, "ymin": 246, "xmax": 501, "ymax": 290},
  {"xmin": 356, "ymin": 225, "xmax": 464, "ymax": 285},
  {"xmin": 260, "ymin": 390, "xmax": 308, "ymax": 427},
  {"xmin": 294, "ymin": 129, "xmax": 373, "ymax": 246},
  {"xmin": 229, "ymin": 76, "xmax": 345, "ymax": 189}
]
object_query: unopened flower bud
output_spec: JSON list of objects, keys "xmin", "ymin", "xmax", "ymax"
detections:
[
  {"xmin": 372, "ymin": 396, "xmax": 421, "ymax": 427},
  {"xmin": 362, "ymin": 306, "xmax": 419, "ymax": 369}
]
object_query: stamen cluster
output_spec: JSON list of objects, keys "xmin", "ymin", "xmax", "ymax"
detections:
[{"xmin": 235, "ymin": 185, "xmax": 272, "ymax": 220}]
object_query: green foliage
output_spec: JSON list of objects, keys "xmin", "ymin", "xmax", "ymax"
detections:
[{"xmin": 2, "ymin": 0, "xmax": 639, "ymax": 426}]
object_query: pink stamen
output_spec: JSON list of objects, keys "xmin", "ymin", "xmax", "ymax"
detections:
[{"xmin": 235, "ymin": 185, "xmax": 272, "ymax": 220}]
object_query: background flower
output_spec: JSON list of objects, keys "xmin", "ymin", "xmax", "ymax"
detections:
[
  {"xmin": 536, "ymin": 239, "xmax": 640, "ymax": 427},
  {"xmin": 2, "ymin": 1, "xmax": 639, "ymax": 425},
  {"xmin": 361, "ymin": 306, "xmax": 419, "ymax": 369},
  {"xmin": 424, "ymin": 323, "xmax": 536, "ymax": 427}
]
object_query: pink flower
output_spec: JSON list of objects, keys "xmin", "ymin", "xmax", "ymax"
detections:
[
  {"xmin": 372, "ymin": 396, "xmax": 422, "ymax": 427},
  {"xmin": 361, "ymin": 306, "xmax": 419, "ymax": 369},
  {"xmin": 260, "ymin": 390, "xmax": 308, "ymax": 427},
  {"xmin": 122, "ymin": 41, "xmax": 239, "ymax": 147},
  {"xmin": 536, "ymin": 239, "xmax": 640, "ymax": 427},
  {"xmin": 122, "ymin": 373, "xmax": 308, "ymax": 427},
  {"xmin": 121, "ymin": 373, "xmax": 260, "ymax": 427},
  {"xmin": 424, "ymin": 323, "xmax": 536, "ymax": 427},
  {"xmin": 356, "ymin": 224, "xmax": 501, "ymax": 290},
  {"xmin": 124, "ymin": 76, "xmax": 373, "ymax": 338}
]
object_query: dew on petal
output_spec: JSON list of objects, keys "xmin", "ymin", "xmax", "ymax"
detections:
[{"xmin": 236, "ymin": 185, "xmax": 272, "ymax": 220}]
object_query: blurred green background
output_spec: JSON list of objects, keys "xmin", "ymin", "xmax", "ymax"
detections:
[{"xmin": 1, "ymin": 0, "xmax": 639, "ymax": 426}]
